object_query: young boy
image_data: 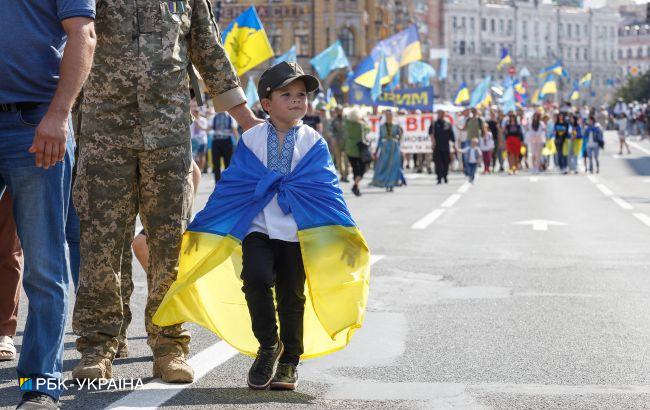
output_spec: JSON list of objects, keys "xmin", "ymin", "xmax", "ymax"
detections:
[
  {"xmin": 460, "ymin": 138, "xmax": 482, "ymax": 182},
  {"xmin": 152, "ymin": 62, "xmax": 370, "ymax": 394}
]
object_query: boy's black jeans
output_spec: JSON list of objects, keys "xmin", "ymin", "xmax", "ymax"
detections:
[{"xmin": 241, "ymin": 232, "xmax": 306, "ymax": 365}]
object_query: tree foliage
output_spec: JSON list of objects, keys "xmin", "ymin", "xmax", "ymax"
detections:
[{"xmin": 615, "ymin": 71, "xmax": 650, "ymax": 102}]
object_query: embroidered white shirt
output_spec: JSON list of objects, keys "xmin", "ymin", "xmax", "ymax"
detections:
[{"xmin": 243, "ymin": 121, "xmax": 322, "ymax": 242}]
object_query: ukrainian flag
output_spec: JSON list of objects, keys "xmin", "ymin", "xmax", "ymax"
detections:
[
  {"xmin": 453, "ymin": 82, "xmax": 470, "ymax": 105},
  {"xmin": 353, "ymin": 25, "xmax": 422, "ymax": 88},
  {"xmin": 569, "ymin": 81, "xmax": 580, "ymax": 101},
  {"xmin": 540, "ymin": 74, "xmax": 557, "ymax": 96},
  {"xmin": 539, "ymin": 60, "xmax": 564, "ymax": 77},
  {"xmin": 497, "ymin": 47, "xmax": 512, "ymax": 71},
  {"xmin": 579, "ymin": 72, "xmax": 592, "ymax": 87},
  {"xmin": 221, "ymin": 6, "xmax": 274, "ymax": 76},
  {"xmin": 153, "ymin": 136, "xmax": 371, "ymax": 359}
]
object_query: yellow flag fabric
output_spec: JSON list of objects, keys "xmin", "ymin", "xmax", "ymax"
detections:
[
  {"xmin": 221, "ymin": 7, "xmax": 274, "ymax": 76},
  {"xmin": 153, "ymin": 226, "xmax": 371, "ymax": 359}
]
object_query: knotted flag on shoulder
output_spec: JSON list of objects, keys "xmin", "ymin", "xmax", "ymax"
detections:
[{"xmin": 153, "ymin": 135, "xmax": 371, "ymax": 359}]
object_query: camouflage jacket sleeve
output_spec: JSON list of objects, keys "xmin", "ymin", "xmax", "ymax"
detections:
[{"xmin": 189, "ymin": 0, "xmax": 246, "ymax": 112}]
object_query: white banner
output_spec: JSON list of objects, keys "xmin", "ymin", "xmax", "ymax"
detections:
[
  {"xmin": 429, "ymin": 48, "xmax": 450, "ymax": 60},
  {"xmin": 364, "ymin": 114, "xmax": 435, "ymax": 154}
]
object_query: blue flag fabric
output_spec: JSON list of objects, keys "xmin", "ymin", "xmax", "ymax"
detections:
[
  {"xmin": 470, "ymin": 76, "xmax": 491, "ymax": 108},
  {"xmin": 310, "ymin": 40, "xmax": 350, "ymax": 80},
  {"xmin": 273, "ymin": 45, "xmax": 297, "ymax": 65},
  {"xmin": 371, "ymin": 52, "xmax": 388, "ymax": 102},
  {"xmin": 438, "ymin": 57, "xmax": 448, "ymax": 80},
  {"xmin": 245, "ymin": 78, "xmax": 259, "ymax": 108},
  {"xmin": 408, "ymin": 61, "xmax": 436, "ymax": 87}
]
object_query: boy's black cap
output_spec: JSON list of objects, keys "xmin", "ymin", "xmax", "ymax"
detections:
[{"xmin": 257, "ymin": 61, "xmax": 320, "ymax": 101}]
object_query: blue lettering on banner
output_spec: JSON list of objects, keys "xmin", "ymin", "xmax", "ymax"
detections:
[{"xmin": 348, "ymin": 84, "xmax": 435, "ymax": 111}]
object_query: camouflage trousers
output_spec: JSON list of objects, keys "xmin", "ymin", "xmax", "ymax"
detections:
[{"xmin": 72, "ymin": 138, "xmax": 193, "ymax": 359}]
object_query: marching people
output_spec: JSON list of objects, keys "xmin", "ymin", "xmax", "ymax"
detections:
[
  {"xmin": 0, "ymin": 194, "xmax": 22, "ymax": 363},
  {"xmin": 503, "ymin": 113, "xmax": 524, "ymax": 174},
  {"xmin": 0, "ymin": 2, "xmax": 95, "ymax": 408},
  {"xmin": 343, "ymin": 108, "xmax": 370, "ymax": 196},
  {"xmin": 479, "ymin": 123, "xmax": 495, "ymax": 174},
  {"xmin": 329, "ymin": 107, "xmax": 350, "ymax": 182},
  {"xmin": 430, "ymin": 110, "xmax": 455, "ymax": 184},
  {"xmin": 371, "ymin": 110, "xmax": 404, "ymax": 192},
  {"xmin": 459, "ymin": 138, "xmax": 482, "ymax": 183},
  {"xmin": 71, "ymin": 0, "xmax": 263, "ymax": 385},
  {"xmin": 525, "ymin": 112, "xmax": 546, "ymax": 174},
  {"xmin": 615, "ymin": 113, "xmax": 632, "ymax": 155},
  {"xmin": 487, "ymin": 110, "xmax": 504, "ymax": 172},
  {"xmin": 553, "ymin": 112, "xmax": 570, "ymax": 174},
  {"xmin": 211, "ymin": 110, "xmax": 238, "ymax": 184},
  {"xmin": 584, "ymin": 116, "xmax": 604, "ymax": 174}
]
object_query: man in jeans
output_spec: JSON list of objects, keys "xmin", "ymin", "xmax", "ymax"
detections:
[{"xmin": 0, "ymin": 2, "xmax": 96, "ymax": 408}]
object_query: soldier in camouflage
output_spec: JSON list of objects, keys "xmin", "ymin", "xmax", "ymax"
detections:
[{"xmin": 72, "ymin": 0, "xmax": 262, "ymax": 382}]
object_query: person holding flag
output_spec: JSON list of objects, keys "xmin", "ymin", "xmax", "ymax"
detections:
[{"xmin": 152, "ymin": 61, "xmax": 371, "ymax": 391}]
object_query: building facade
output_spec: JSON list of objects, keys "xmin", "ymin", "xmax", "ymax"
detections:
[
  {"xmin": 617, "ymin": 4, "xmax": 650, "ymax": 79},
  {"xmin": 442, "ymin": 0, "xmax": 620, "ymax": 104}
]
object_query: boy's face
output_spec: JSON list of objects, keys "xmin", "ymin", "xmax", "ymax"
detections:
[
  {"xmin": 471, "ymin": 139, "xmax": 478, "ymax": 147},
  {"xmin": 261, "ymin": 80, "xmax": 308, "ymax": 125}
]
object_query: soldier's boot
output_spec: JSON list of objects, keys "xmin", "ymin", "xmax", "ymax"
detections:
[
  {"xmin": 115, "ymin": 338, "xmax": 129, "ymax": 359},
  {"xmin": 72, "ymin": 354, "xmax": 113, "ymax": 380},
  {"xmin": 152, "ymin": 352, "xmax": 194, "ymax": 383}
]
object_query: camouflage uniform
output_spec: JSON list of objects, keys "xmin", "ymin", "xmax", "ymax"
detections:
[{"xmin": 72, "ymin": 0, "xmax": 245, "ymax": 365}]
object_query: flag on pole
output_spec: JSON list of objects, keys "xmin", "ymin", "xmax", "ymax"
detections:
[
  {"xmin": 579, "ymin": 72, "xmax": 592, "ymax": 87},
  {"xmin": 310, "ymin": 40, "xmax": 350, "ymax": 80},
  {"xmin": 500, "ymin": 86, "xmax": 517, "ymax": 114},
  {"xmin": 497, "ymin": 48, "xmax": 512, "ymax": 71},
  {"xmin": 353, "ymin": 25, "xmax": 422, "ymax": 88},
  {"xmin": 569, "ymin": 80, "xmax": 580, "ymax": 101},
  {"xmin": 221, "ymin": 6, "xmax": 274, "ymax": 76},
  {"xmin": 371, "ymin": 52, "xmax": 388, "ymax": 102},
  {"xmin": 453, "ymin": 82, "xmax": 470, "ymax": 105},
  {"xmin": 273, "ymin": 45, "xmax": 297, "ymax": 65},
  {"xmin": 470, "ymin": 76, "xmax": 492, "ymax": 108},
  {"xmin": 387, "ymin": 67, "xmax": 401, "ymax": 91},
  {"xmin": 539, "ymin": 60, "xmax": 563, "ymax": 77},
  {"xmin": 245, "ymin": 78, "xmax": 259, "ymax": 108},
  {"xmin": 540, "ymin": 74, "xmax": 557, "ymax": 96},
  {"xmin": 408, "ymin": 61, "xmax": 436, "ymax": 87}
]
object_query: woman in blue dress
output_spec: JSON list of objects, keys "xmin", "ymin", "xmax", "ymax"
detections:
[{"xmin": 371, "ymin": 110, "xmax": 404, "ymax": 192}]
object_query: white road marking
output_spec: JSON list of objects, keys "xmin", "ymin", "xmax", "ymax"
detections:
[
  {"xmin": 586, "ymin": 175, "xmax": 599, "ymax": 184},
  {"xmin": 441, "ymin": 193, "xmax": 462, "ymax": 208},
  {"xmin": 611, "ymin": 196, "xmax": 634, "ymax": 210},
  {"xmin": 457, "ymin": 182, "xmax": 472, "ymax": 193},
  {"xmin": 595, "ymin": 184, "xmax": 614, "ymax": 196},
  {"xmin": 411, "ymin": 209, "xmax": 446, "ymax": 230},
  {"xmin": 529, "ymin": 176, "xmax": 539, "ymax": 182},
  {"xmin": 513, "ymin": 220, "xmax": 567, "ymax": 231},
  {"xmin": 628, "ymin": 140, "xmax": 650, "ymax": 155},
  {"xmin": 106, "ymin": 254, "xmax": 386, "ymax": 410},
  {"xmin": 633, "ymin": 213, "xmax": 650, "ymax": 227}
]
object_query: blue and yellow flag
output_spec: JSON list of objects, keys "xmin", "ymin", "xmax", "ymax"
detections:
[
  {"xmin": 470, "ymin": 76, "xmax": 492, "ymax": 108},
  {"xmin": 539, "ymin": 60, "xmax": 564, "ymax": 77},
  {"xmin": 540, "ymin": 73, "xmax": 557, "ymax": 96},
  {"xmin": 371, "ymin": 52, "xmax": 389, "ymax": 102},
  {"xmin": 579, "ymin": 72, "xmax": 592, "ymax": 87},
  {"xmin": 569, "ymin": 80, "xmax": 580, "ymax": 101},
  {"xmin": 153, "ymin": 135, "xmax": 371, "ymax": 359},
  {"xmin": 353, "ymin": 25, "xmax": 422, "ymax": 88},
  {"xmin": 497, "ymin": 47, "xmax": 512, "ymax": 71},
  {"xmin": 453, "ymin": 82, "xmax": 470, "ymax": 105},
  {"xmin": 221, "ymin": 6, "xmax": 274, "ymax": 76}
]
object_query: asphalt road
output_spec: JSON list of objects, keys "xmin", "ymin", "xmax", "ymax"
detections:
[{"xmin": 2, "ymin": 131, "xmax": 650, "ymax": 409}]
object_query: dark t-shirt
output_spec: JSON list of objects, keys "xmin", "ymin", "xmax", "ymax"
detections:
[
  {"xmin": 302, "ymin": 114, "xmax": 322, "ymax": 131},
  {"xmin": 487, "ymin": 120, "xmax": 499, "ymax": 143},
  {"xmin": 429, "ymin": 120, "xmax": 455, "ymax": 152}
]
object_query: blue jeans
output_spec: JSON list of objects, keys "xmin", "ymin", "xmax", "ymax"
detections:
[
  {"xmin": 0, "ymin": 104, "xmax": 75, "ymax": 400},
  {"xmin": 466, "ymin": 162, "xmax": 477, "ymax": 182}
]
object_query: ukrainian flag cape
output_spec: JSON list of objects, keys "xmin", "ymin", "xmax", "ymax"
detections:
[{"xmin": 153, "ymin": 137, "xmax": 371, "ymax": 359}]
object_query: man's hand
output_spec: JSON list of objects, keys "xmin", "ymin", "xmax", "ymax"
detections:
[
  {"xmin": 228, "ymin": 103, "xmax": 264, "ymax": 132},
  {"xmin": 340, "ymin": 236, "xmax": 362, "ymax": 268},
  {"xmin": 29, "ymin": 112, "xmax": 69, "ymax": 169}
]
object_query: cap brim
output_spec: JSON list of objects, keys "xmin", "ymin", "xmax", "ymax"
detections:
[{"xmin": 276, "ymin": 74, "xmax": 320, "ymax": 94}]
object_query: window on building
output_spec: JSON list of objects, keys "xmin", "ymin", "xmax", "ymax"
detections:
[
  {"xmin": 534, "ymin": 44, "xmax": 539, "ymax": 58},
  {"xmin": 522, "ymin": 21, "xmax": 527, "ymax": 41},
  {"xmin": 453, "ymin": 41, "xmax": 458, "ymax": 54},
  {"xmin": 576, "ymin": 24, "xmax": 580, "ymax": 37},
  {"xmin": 638, "ymin": 47, "xmax": 643, "ymax": 58},
  {"xmin": 461, "ymin": 17, "xmax": 466, "ymax": 31},
  {"xmin": 459, "ymin": 40, "xmax": 466, "ymax": 55},
  {"xmin": 499, "ymin": 19, "xmax": 504, "ymax": 34},
  {"xmin": 470, "ymin": 70, "xmax": 475, "ymax": 82},
  {"xmin": 559, "ymin": 23, "xmax": 564, "ymax": 36},
  {"xmin": 490, "ymin": 19, "xmax": 495, "ymax": 33},
  {"xmin": 339, "ymin": 27, "xmax": 355, "ymax": 57},
  {"xmin": 583, "ymin": 48, "xmax": 588, "ymax": 60},
  {"xmin": 470, "ymin": 17, "xmax": 475, "ymax": 32},
  {"xmin": 627, "ymin": 48, "xmax": 632, "ymax": 58},
  {"xmin": 618, "ymin": 49, "xmax": 623, "ymax": 59},
  {"xmin": 575, "ymin": 48, "xmax": 579, "ymax": 60},
  {"xmin": 534, "ymin": 22, "xmax": 539, "ymax": 39},
  {"xmin": 269, "ymin": 28, "xmax": 282, "ymax": 53},
  {"xmin": 609, "ymin": 27, "xmax": 614, "ymax": 38},
  {"xmin": 507, "ymin": 19, "xmax": 513, "ymax": 35},
  {"xmin": 469, "ymin": 41, "xmax": 475, "ymax": 54},
  {"xmin": 481, "ymin": 18, "xmax": 486, "ymax": 31},
  {"xmin": 567, "ymin": 24, "xmax": 572, "ymax": 38},
  {"xmin": 452, "ymin": 69, "xmax": 458, "ymax": 82},
  {"xmin": 610, "ymin": 50, "xmax": 614, "ymax": 61},
  {"xmin": 523, "ymin": 44, "xmax": 528, "ymax": 58},
  {"xmin": 452, "ymin": 16, "xmax": 457, "ymax": 29},
  {"xmin": 546, "ymin": 22, "xmax": 551, "ymax": 41}
]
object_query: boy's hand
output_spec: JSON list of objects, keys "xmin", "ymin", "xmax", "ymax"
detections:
[
  {"xmin": 340, "ymin": 236, "xmax": 362, "ymax": 268},
  {"xmin": 184, "ymin": 234, "xmax": 200, "ymax": 254}
]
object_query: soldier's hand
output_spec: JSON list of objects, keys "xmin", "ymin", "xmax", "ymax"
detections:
[
  {"xmin": 228, "ymin": 103, "xmax": 264, "ymax": 132},
  {"xmin": 339, "ymin": 236, "xmax": 362, "ymax": 268},
  {"xmin": 29, "ymin": 112, "xmax": 68, "ymax": 169},
  {"xmin": 184, "ymin": 234, "xmax": 200, "ymax": 255}
]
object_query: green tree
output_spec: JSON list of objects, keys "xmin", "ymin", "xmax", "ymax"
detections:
[{"xmin": 615, "ymin": 71, "xmax": 650, "ymax": 102}]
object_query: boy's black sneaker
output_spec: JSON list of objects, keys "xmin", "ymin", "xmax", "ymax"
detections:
[
  {"xmin": 270, "ymin": 362, "xmax": 298, "ymax": 390},
  {"xmin": 247, "ymin": 341, "xmax": 284, "ymax": 390},
  {"xmin": 16, "ymin": 391, "xmax": 59, "ymax": 409}
]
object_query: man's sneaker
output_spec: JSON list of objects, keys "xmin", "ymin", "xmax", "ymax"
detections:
[
  {"xmin": 270, "ymin": 362, "xmax": 298, "ymax": 390},
  {"xmin": 153, "ymin": 352, "xmax": 194, "ymax": 383},
  {"xmin": 115, "ymin": 339, "xmax": 128, "ymax": 359},
  {"xmin": 247, "ymin": 341, "xmax": 284, "ymax": 390},
  {"xmin": 71, "ymin": 354, "xmax": 112, "ymax": 381},
  {"xmin": 16, "ymin": 391, "xmax": 59, "ymax": 409}
]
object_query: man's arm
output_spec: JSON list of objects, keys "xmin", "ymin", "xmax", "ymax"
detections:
[
  {"xmin": 30, "ymin": 17, "xmax": 95, "ymax": 169},
  {"xmin": 188, "ymin": 0, "xmax": 262, "ymax": 131}
]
